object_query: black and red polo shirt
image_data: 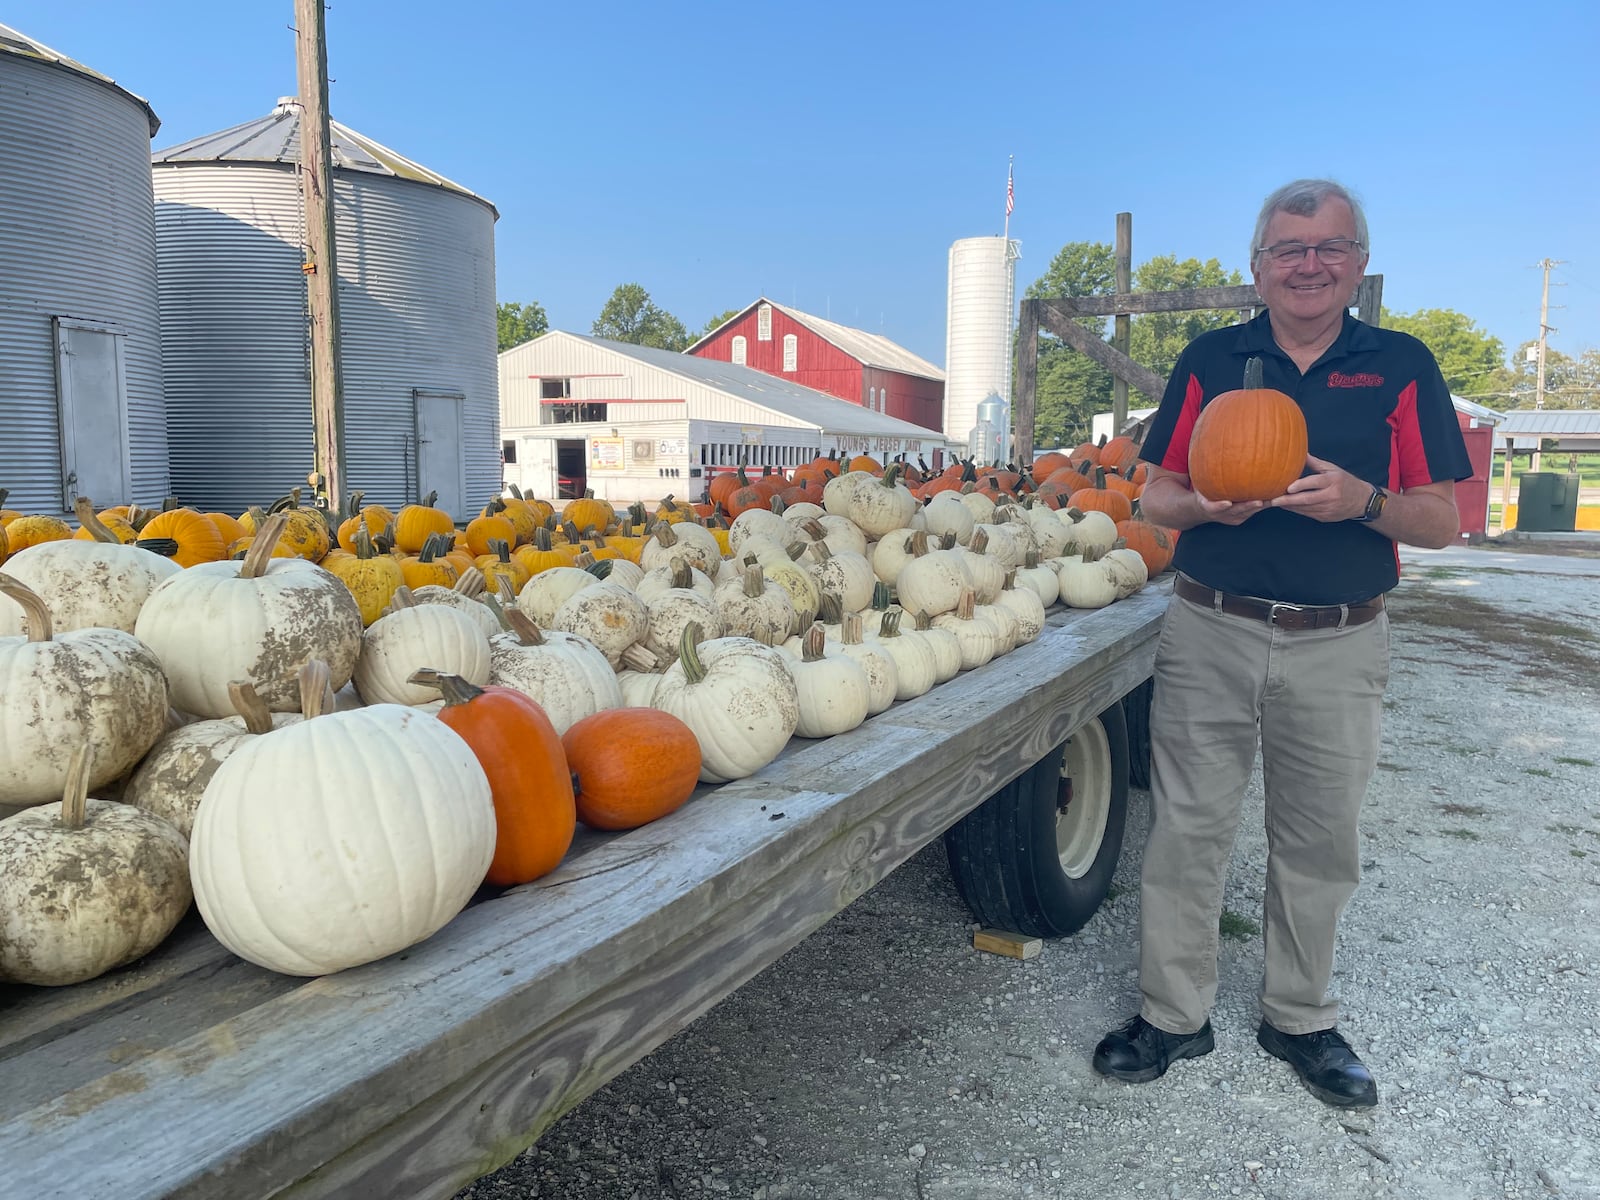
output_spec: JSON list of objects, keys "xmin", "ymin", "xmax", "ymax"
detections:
[{"xmin": 1139, "ymin": 310, "xmax": 1472, "ymax": 605}]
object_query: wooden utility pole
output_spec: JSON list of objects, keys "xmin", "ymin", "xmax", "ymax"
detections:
[
  {"xmin": 1530, "ymin": 258, "xmax": 1563, "ymax": 473},
  {"xmin": 295, "ymin": 0, "xmax": 346, "ymax": 519},
  {"xmin": 1112, "ymin": 213, "xmax": 1132, "ymax": 435}
]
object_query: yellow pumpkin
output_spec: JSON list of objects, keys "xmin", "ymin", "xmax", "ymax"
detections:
[
  {"xmin": 324, "ymin": 527, "xmax": 405, "ymax": 626},
  {"xmin": 136, "ymin": 508, "xmax": 227, "ymax": 567},
  {"xmin": 394, "ymin": 491, "xmax": 456, "ymax": 554}
]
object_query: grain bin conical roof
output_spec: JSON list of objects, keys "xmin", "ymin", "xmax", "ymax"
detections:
[
  {"xmin": 151, "ymin": 97, "xmax": 496, "ymax": 216},
  {"xmin": 0, "ymin": 21, "xmax": 159, "ymax": 135}
]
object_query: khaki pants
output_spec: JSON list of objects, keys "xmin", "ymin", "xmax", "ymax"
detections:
[{"xmin": 1137, "ymin": 592, "xmax": 1390, "ymax": 1035}]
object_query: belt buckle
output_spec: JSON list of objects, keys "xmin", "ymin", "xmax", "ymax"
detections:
[{"xmin": 1266, "ymin": 601, "xmax": 1306, "ymax": 627}]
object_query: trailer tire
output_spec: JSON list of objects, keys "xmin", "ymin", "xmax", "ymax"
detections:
[
  {"xmin": 1123, "ymin": 677, "xmax": 1154, "ymax": 791},
  {"xmin": 943, "ymin": 702, "xmax": 1130, "ymax": 939}
]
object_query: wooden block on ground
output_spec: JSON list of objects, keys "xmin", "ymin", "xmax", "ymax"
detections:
[{"xmin": 973, "ymin": 929, "xmax": 1043, "ymax": 961}]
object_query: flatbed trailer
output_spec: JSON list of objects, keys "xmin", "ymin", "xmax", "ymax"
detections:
[{"xmin": 0, "ymin": 583, "xmax": 1169, "ymax": 1200}]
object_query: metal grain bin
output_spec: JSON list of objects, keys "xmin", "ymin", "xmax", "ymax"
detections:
[
  {"xmin": 0, "ymin": 23, "xmax": 167, "ymax": 513},
  {"xmin": 151, "ymin": 99, "xmax": 499, "ymax": 519}
]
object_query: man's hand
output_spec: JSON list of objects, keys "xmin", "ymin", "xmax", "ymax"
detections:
[
  {"xmin": 1270, "ymin": 455, "xmax": 1370, "ymax": 523},
  {"xmin": 1195, "ymin": 494, "xmax": 1269, "ymax": 526}
]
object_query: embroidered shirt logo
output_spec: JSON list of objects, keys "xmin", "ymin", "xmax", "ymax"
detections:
[{"xmin": 1328, "ymin": 371, "xmax": 1384, "ymax": 388}]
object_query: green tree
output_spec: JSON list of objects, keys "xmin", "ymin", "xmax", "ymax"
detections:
[
  {"xmin": 497, "ymin": 300, "xmax": 548, "ymax": 352},
  {"xmin": 1129, "ymin": 255, "xmax": 1245, "ymax": 378},
  {"xmin": 1380, "ymin": 307, "xmax": 1505, "ymax": 396},
  {"xmin": 1022, "ymin": 242, "xmax": 1117, "ymax": 448},
  {"xmin": 1500, "ymin": 343, "xmax": 1600, "ymax": 409},
  {"xmin": 592, "ymin": 283, "xmax": 693, "ymax": 351},
  {"xmin": 698, "ymin": 308, "xmax": 746, "ymax": 340}
]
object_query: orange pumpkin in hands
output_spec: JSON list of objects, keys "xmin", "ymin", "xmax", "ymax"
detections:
[
  {"xmin": 412, "ymin": 671, "xmax": 575, "ymax": 886},
  {"xmin": 1186, "ymin": 357, "xmax": 1308, "ymax": 502},
  {"xmin": 562, "ymin": 708, "xmax": 702, "ymax": 830}
]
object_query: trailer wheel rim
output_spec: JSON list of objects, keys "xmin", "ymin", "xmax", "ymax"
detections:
[{"xmin": 1056, "ymin": 719, "xmax": 1112, "ymax": 879}]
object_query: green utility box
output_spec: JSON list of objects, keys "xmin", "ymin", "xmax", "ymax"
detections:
[{"xmin": 1515, "ymin": 473, "xmax": 1581, "ymax": 532}]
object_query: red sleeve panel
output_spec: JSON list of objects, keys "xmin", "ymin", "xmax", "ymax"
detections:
[
  {"xmin": 1161, "ymin": 375, "xmax": 1205, "ymax": 474},
  {"xmin": 1139, "ymin": 367, "xmax": 1206, "ymax": 476},
  {"xmin": 1387, "ymin": 380, "xmax": 1428, "ymax": 490}
]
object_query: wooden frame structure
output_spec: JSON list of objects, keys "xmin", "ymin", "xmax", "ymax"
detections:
[{"xmin": 1014, "ymin": 276, "xmax": 1384, "ymax": 460}]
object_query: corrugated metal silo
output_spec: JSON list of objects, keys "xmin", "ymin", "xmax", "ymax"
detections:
[
  {"xmin": 151, "ymin": 99, "xmax": 499, "ymax": 519},
  {"xmin": 943, "ymin": 235, "xmax": 1020, "ymax": 450},
  {"xmin": 0, "ymin": 22, "xmax": 167, "ymax": 513}
]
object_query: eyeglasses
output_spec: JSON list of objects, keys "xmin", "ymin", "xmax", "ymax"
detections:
[{"xmin": 1256, "ymin": 238, "xmax": 1364, "ymax": 266}]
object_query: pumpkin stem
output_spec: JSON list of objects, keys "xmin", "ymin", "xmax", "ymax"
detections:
[
  {"xmin": 1243, "ymin": 356, "xmax": 1264, "ymax": 390},
  {"xmin": 0, "ymin": 574, "xmax": 52, "ymax": 642},
  {"xmin": 408, "ymin": 669, "xmax": 487, "ymax": 708},
  {"xmin": 842, "ymin": 611, "xmax": 865, "ymax": 646},
  {"xmin": 453, "ymin": 566, "xmax": 487, "ymax": 597},
  {"xmin": 503, "ymin": 607, "xmax": 547, "ymax": 646},
  {"xmin": 878, "ymin": 608, "xmax": 903, "ymax": 639},
  {"xmin": 801, "ymin": 622, "xmax": 828, "ymax": 662},
  {"xmin": 73, "ymin": 496, "xmax": 119, "ymax": 543},
  {"xmin": 421, "ymin": 489, "xmax": 439, "ymax": 509},
  {"xmin": 677, "ymin": 621, "xmax": 707, "ymax": 685},
  {"xmin": 911, "ymin": 608, "xmax": 934, "ymax": 632},
  {"xmin": 137, "ymin": 537, "xmax": 181, "ymax": 558},
  {"xmin": 651, "ymin": 520, "xmax": 678, "ymax": 548},
  {"xmin": 297, "ymin": 659, "xmax": 335, "ymax": 720},
  {"xmin": 583, "ymin": 558, "xmax": 615, "ymax": 579},
  {"xmin": 619, "ymin": 643, "xmax": 660, "ymax": 673},
  {"xmin": 969, "ymin": 528, "xmax": 990, "ymax": 556},
  {"xmin": 60, "ymin": 745, "xmax": 91, "ymax": 831},
  {"xmin": 742, "ymin": 563, "xmax": 766, "ymax": 597},
  {"xmin": 817, "ymin": 592, "xmax": 844, "ymax": 626},
  {"xmin": 240, "ymin": 514, "xmax": 290, "ymax": 578},
  {"xmin": 670, "ymin": 559, "xmax": 693, "ymax": 590},
  {"xmin": 1003, "ymin": 568, "xmax": 1017, "ymax": 591},
  {"xmin": 354, "ymin": 526, "xmax": 378, "ymax": 560},
  {"xmin": 955, "ymin": 588, "xmax": 977, "ymax": 621},
  {"xmin": 494, "ymin": 575, "xmax": 518, "ymax": 606},
  {"xmin": 226, "ymin": 680, "xmax": 276, "ymax": 735},
  {"xmin": 388, "ymin": 585, "xmax": 418, "ymax": 610}
]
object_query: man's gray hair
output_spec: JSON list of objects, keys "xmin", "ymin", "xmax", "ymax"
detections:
[{"xmin": 1251, "ymin": 180, "xmax": 1370, "ymax": 262}]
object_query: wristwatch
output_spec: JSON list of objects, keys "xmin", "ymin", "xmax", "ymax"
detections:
[{"xmin": 1354, "ymin": 485, "xmax": 1388, "ymax": 523}]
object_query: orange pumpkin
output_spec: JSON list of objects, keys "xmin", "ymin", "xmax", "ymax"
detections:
[
  {"xmin": 415, "ymin": 672, "xmax": 576, "ymax": 886},
  {"xmin": 137, "ymin": 507, "xmax": 227, "ymax": 567},
  {"xmin": 464, "ymin": 510, "xmax": 517, "ymax": 558},
  {"xmin": 848, "ymin": 454, "xmax": 883, "ymax": 475},
  {"xmin": 394, "ymin": 491, "xmax": 456, "ymax": 553},
  {"xmin": 563, "ymin": 708, "xmax": 703, "ymax": 830},
  {"xmin": 561, "ymin": 490, "xmax": 613, "ymax": 534},
  {"xmin": 1030, "ymin": 451, "xmax": 1072, "ymax": 481},
  {"xmin": 1187, "ymin": 357, "xmax": 1308, "ymax": 502},
  {"xmin": 1067, "ymin": 469, "xmax": 1134, "ymax": 523},
  {"xmin": 1100, "ymin": 435, "xmax": 1142, "ymax": 476},
  {"xmin": 1115, "ymin": 519, "xmax": 1176, "ymax": 576}
]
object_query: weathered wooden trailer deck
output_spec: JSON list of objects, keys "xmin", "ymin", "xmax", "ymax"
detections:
[{"xmin": 0, "ymin": 585, "xmax": 1168, "ymax": 1200}]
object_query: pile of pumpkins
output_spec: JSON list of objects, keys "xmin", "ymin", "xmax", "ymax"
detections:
[{"xmin": 0, "ymin": 449, "xmax": 1177, "ymax": 992}]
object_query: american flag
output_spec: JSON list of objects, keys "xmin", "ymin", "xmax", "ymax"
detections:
[{"xmin": 1006, "ymin": 167, "xmax": 1014, "ymax": 217}]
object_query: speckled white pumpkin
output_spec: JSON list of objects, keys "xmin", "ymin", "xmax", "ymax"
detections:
[
  {"xmin": 0, "ymin": 536, "xmax": 180, "ymax": 636},
  {"xmin": 189, "ymin": 705, "xmax": 495, "ymax": 977},
  {"xmin": 653, "ymin": 630, "xmax": 799, "ymax": 783},
  {"xmin": 354, "ymin": 603, "xmax": 492, "ymax": 706},
  {"xmin": 490, "ymin": 611, "xmax": 623, "ymax": 734}
]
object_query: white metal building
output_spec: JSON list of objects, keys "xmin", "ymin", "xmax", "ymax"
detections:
[
  {"xmin": 944, "ymin": 235, "xmax": 1021, "ymax": 449},
  {"xmin": 0, "ymin": 22, "xmax": 167, "ymax": 513},
  {"xmin": 499, "ymin": 333, "xmax": 957, "ymax": 505},
  {"xmin": 151, "ymin": 99, "xmax": 499, "ymax": 519}
]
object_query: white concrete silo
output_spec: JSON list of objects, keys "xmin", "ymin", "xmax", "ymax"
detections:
[
  {"xmin": 943, "ymin": 236, "xmax": 1020, "ymax": 454},
  {"xmin": 151, "ymin": 100, "xmax": 500, "ymax": 519},
  {"xmin": 0, "ymin": 23, "xmax": 167, "ymax": 513}
]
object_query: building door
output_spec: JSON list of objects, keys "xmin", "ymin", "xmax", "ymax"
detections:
[
  {"xmin": 414, "ymin": 389, "xmax": 466, "ymax": 517},
  {"xmin": 55, "ymin": 318, "xmax": 131, "ymax": 511},
  {"xmin": 515, "ymin": 438, "xmax": 558, "ymax": 501},
  {"xmin": 556, "ymin": 440, "xmax": 585, "ymax": 499}
]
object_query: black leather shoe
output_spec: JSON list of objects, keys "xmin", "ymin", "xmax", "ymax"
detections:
[
  {"xmin": 1257, "ymin": 1022, "xmax": 1378, "ymax": 1108},
  {"xmin": 1092, "ymin": 1015, "xmax": 1214, "ymax": 1083}
]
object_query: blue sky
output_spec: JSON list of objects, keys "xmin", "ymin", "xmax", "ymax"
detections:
[{"xmin": 11, "ymin": 0, "xmax": 1598, "ymax": 391}]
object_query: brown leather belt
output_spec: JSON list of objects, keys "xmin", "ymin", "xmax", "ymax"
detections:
[{"xmin": 1174, "ymin": 574, "xmax": 1384, "ymax": 631}]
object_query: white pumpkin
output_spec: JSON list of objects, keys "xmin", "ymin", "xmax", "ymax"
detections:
[
  {"xmin": 866, "ymin": 609, "xmax": 939, "ymax": 700},
  {"xmin": 835, "ymin": 613, "xmax": 898, "ymax": 715},
  {"xmin": 640, "ymin": 520, "xmax": 720, "ymax": 575},
  {"xmin": 1022, "ymin": 505, "xmax": 1071, "ymax": 559},
  {"xmin": 845, "ymin": 465, "xmax": 918, "ymax": 538},
  {"xmin": 756, "ymin": 556, "xmax": 820, "ymax": 634},
  {"xmin": 975, "ymin": 599, "xmax": 1021, "ymax": 655},
  {"xmin": 783, "ymin": 623, "xmax": 870, "ymax": 738},
  {"xmin": 972, "ymin": 522, "xmax": 1025, "ymax": 573},
  {"xmin": 714, "ymin": 564, "xmax": 795, "ymax": 644},
  {"xmin": 0, "ymin": 747, "xmax": 191, "ymax": 986},
  {"xmin": 1013, "ymin": 551, "xmax": 1061, "ymax": 608},
  {"xmin": 922, "ymin": 492, "xmax": 975, "ymax": 546},
  {"xmin": 490, "ymin": 609, "xmax": 624, "ymax": 733},
  {"xmin": 617, "ymin": 668, "xmax": 663, "ymax": 708},
  {"xmin": 1060, "ymin": 507, "xmax": 1119, "ymax": 557},
  {"xmin": 728, "ymin": 508, "xmax": 791, "ymax": 556},
  {"xmin": 1056, "ymin": 555, "xmax": 1119, "ymax": 609},
  {"xmin": 133, "ymin": 516, "xmax": 362, "ymax": 717},
  {"xmin": 795, "ymin": 515, "xmax": 869, "ymax": 560},
  {"xmin": 996, "ymin": 574, "xmax": 1049, "ymax": 644},
  {"xmin": 0, "ymin": 498, "xmax": 182, "ymax": 636},
  {"xmin": 911, "ymin": 609, "xmax": 963, "ymax": 683},
  {"xmin": 124, "ymin": 679, "xmax": 302, "ymax": 840},
  {"xmin": 0, "ymin": 576, "xmax": 169, "ymax": 806},
  {"xmin": 412, "ymin": 568, "xmax": 503, "ymax": 639},
  {"xmin": 599, "ymin": 557, "xmax": 646, "ymax": 591},
  {"xmin": 652, "ymin": 626, "xmax": 799, "ymax": 783},
  {"xmin": 636, "ymin": 559, "xmax": 717, "ymax": 606},
  {"xmin": 895, "ymin": 538, "xmax": 972, "ymax": 621},
  {"xmin": 958, "ymin": 531, "xmax": 1007, "ymax": 605},
  {"xmin": 550, "ymin": 581, "xmax": 651, "ymax": 668},
  {"xmin": 644, "ymin": 584, "xmax": 725, "ymax": 662},
  {"xmin": 821, "ymin": 470, "xmax": 875, "ymax": 519},
  {"xmin": 778, "ymin": 501, "xmax": 824, "ymax": 524},
  {"xmin": 1103, "ymin": 545, "xmax": 1151, "ymax": 600},
  {"xmin": 956, "ymin": 488, "xmax": 998, "ymax": 523},
  {"xmin": 870, "ymin": 528, "xmax": 920, "ymax": 587},
  {"xmin": 931, "ymin": 589, "xmax": 1001, "ymax": 671},
  {"xmin": 353, "ymin": 590, "xmax": 493, "ymax": 706},
  {"xmin": 808, "ymin": 543, "xmax": 876, "ymax": 614},
  {"xmin": 516, "ymin": 566, "xmax": 601, "ymax": 627},
  {"xmin": 189, "ymin": 704, "xmax": 495, "ymax": 977}
]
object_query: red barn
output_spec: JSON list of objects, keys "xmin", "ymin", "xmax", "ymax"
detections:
[{"xmin": 685, "ymin": 298, "xmax": 945, "ymax": 434}]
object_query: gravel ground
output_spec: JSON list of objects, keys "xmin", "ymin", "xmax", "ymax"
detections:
[{"xmin": 460, "ymin": 546, "xmax": 1600, "ymax": 1200}]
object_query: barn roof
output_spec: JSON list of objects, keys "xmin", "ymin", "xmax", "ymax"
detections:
[
  {"xmin": 152, "ymin": 98, "xmax": 497, "ymax": 216},
  {"xmin": 559, "ymin": 334, "xmax": 947, "ymax": 440},
  {"xmin": 687, "ymin": 298, "xmax": 945, "ymax": 383}
]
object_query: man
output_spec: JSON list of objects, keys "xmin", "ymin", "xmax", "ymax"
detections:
[{"xmin": 1091, "ymin": 179, "xmax": 1471, "ymax": 1108}]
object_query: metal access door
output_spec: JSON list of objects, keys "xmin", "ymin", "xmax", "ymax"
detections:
[
  {"xmin": 55, "ymin": 318, "xmax": 132, "ymax": 511},
  {"xmin": 413, "ymin": 389, "xmax": 466, "ymax": 519}
]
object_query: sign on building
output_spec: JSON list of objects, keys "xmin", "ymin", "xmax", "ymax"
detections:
[{"xmin": 589, "ymin": 436, "xmax": 625, "ymax": 471}]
